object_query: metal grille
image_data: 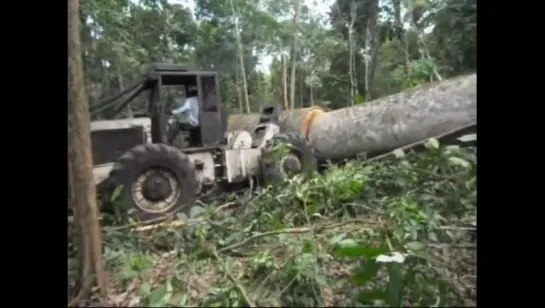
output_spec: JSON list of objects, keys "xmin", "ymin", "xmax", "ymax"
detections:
[{"xmin": 91, "ymin": 127, "xmax": 145, "ymax": 165}]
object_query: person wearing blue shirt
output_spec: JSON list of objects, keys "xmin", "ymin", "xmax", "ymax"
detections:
[
  {"xmin": 172, "ymin": 86, "xmax": 199, "ymax": 127},
  {"xmin": 168, "ymin": 85, "xmax": 200, "ymax": 144}
]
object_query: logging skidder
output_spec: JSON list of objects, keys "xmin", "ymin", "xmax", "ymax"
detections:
[{"xmin": 89, "ymin": 64, "xmax": 316, "ymax": 222}]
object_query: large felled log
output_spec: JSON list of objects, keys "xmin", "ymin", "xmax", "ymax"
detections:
[{"xmin": 307, "ymin": 74, "xmax": 476, "ymax": 160}]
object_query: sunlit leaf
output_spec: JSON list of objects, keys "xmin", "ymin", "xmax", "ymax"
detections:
[
  {"xmin": 111, "ymin": 185, "xmax": 123, "ymax": 202},
  {"xmin": 333, "ymin": 239, "xmax": 388, "ymax": 258},
  {"xmin": 448, "ymin": 157, "xmax": 470, "ymax": 168},
  {"xmin": 458, "ymin": 134, "xmax": 477, "ymax": 142},
  {"xmin": 406, "ymin": 241, "xmax": 426, "ymax": 251},
  {"xmin": 424, "ymin": 138, "xmax": 440, "ymax": 149},
  {"xmin": 393, "ymin": 148, "xmax": 405, "ymax": 158}
]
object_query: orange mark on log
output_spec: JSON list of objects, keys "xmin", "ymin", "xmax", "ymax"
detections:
[{"xmin": 300, "ymin": 107, "xmax": 325, "ymax": 139}]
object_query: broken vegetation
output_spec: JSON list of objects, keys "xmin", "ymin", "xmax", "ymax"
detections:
[{"xmin": 68, "ymin": 135, "xmax": 476, "ymax": 307}]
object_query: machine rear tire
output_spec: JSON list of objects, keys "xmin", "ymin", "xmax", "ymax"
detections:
[
  {"xmin": 109, "ymin": 143, "xmax": 199, "ymax": 222},
  {"xmin": 261, "ymin": 132, "xmax": 317, "ymax": 184}
]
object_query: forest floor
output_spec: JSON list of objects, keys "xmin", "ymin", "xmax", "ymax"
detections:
[{"xmin": 69, "ymin": 140, "xmax": 477, "ymax": 307}]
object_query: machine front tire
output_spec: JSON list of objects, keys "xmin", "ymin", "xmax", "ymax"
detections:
[
  {"xmin": 261, "ymin": 132, "xmax": 317, "ymax": 185},
  {"xmin": 109, "ymin": 143, "xmax": 199, "ymax": 222}
]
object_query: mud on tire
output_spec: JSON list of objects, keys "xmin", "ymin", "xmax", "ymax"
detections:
[
  {"xmin": 109, "ymin": 143, "xmax": 199, "ymax": 222},
  {"xmin": 261, "ymin": 132, "xmax": 317, "ymax": 184}
]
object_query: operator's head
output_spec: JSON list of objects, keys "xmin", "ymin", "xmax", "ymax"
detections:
[{"xmin": 187, "ymin": 85, "xmax": 198, "ymax": 97}]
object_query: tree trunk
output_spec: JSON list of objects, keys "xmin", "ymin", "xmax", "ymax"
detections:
[
  {"xmin": 68, "ymin": 0, "xmax": 108, "ymax": 304},
  {"xmin": 235, "ymin": 62, "xmax": 244, "ymax": 113},
  {"xmin": 393, "ymin": 0, "xmax": 411, "ymax": 73},
  {"xmin": 366, "ymin": 0, "xmax": 380, "ymax": 100},
  {"xmin": 299, "ymin": 72, "xmax": 304, "ymax": 107},
  {"xmin": 309, "ymin": 85, "xmax": 314, "ymax": 106},
  {"xmin": 306, "ymin": 74, "xmax": 476, "ymax": 160},
  {"xmin": 289, "ymin": 0, "xmax": 302, "ymax": 110},
  {"xmin": 363, "ymin": 26, "xmax": 369, "ymax": 101},
  {"xmin": 406, "ymin": 0, "xmax": 442, "ymax": 81},
  {"xmin": 348, "ymin": 2, "xmax": 357, "ymax": 105},
  {"xmin": 229, "ymin": 0, "xmax": 251, "ymax": 113},
  {"xmin": 282, "ymin": 54, "xmax": 288, "ymax": 110},
  {"xmin": 117, "ymin": 68, "xmax": 133, "ymax": 118}
]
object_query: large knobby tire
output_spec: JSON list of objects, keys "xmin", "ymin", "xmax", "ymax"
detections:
[
  {"xmin": 109, "ymin": 143, "xmax": 199, "ymax": 222},
  {"xmin": 261, "ymin": 132, "xmax": 317, "ymax": 184}
]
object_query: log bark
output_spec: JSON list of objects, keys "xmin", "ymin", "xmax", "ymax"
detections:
[
  {"xmin": 68, "ymin": 0, "xmax": 108, "ymax": 302},
  {"xmin": 307, "ymin": 74, "xmax": 476, "ymax": 160}
]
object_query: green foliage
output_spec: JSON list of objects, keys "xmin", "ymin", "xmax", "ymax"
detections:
[
  {"xmin": 82, "ymin": 0, "xmax": 475, "ymax": 117},
  {"xmin": 69, "ymin": 136, "xmax": 477, "ymax": 306},
  {"xmin": 390, "ymin": 59, "xmax": 439, "ymax": 90}
]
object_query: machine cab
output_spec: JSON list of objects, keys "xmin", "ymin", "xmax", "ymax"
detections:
[
  {"xmin": 196, "ymin": 73, "xmax": 226, "ymax": 147},
  {"xmin": 146, "ymin": 64, "xmax": 226, "ymax": 148}
]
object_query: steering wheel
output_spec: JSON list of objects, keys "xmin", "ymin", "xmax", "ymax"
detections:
[{"xmin": 166, "ymin": 114, "xmax": 181, "ymax": 135}]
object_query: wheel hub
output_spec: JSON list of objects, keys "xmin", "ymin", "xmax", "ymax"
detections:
[
  {"xmin": 142, "ymin": 173, "xmax": 172, "ymax": 201},
  {"xmin": 281, "ymin": 154, "xmax": 302, "ymax": 174},
  {"xmin": 131, "ymin": 168, "xmax": 181, "ymax": 214}
]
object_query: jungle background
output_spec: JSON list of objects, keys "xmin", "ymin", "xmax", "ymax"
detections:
[{"xmin": 82, "ymin": 0, "xmax": 476, "ymax": 115}]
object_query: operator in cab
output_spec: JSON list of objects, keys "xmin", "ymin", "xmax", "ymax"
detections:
[
  {"xmin": 168, "ymin": 85, "xmax": 200, "ymax": 144},
  {"xmin": 172, "ymin": 85, "xmax": 199, "ymax": 128}
]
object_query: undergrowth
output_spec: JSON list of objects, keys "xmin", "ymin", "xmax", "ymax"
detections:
[{"xmin": 68, "ymin": 135, "xmax": 477, "ymax": 307}]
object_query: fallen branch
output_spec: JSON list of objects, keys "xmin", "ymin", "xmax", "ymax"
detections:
[
  {"xmin": 133, "ymin": 202, "xmax": 237, "ymax": 232},
  {"xmin": 217, "ymin": 218, "xmax": 364, "ymax": 253},
  {"xmin": 211, "ymin": 247, "xmax": 256, "ymax": 307}
]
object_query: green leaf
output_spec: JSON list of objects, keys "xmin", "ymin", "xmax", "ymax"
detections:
[
  {"xmin": 333, "ymin": 239, "xmax": 388, "ymax": 258},
  {"xmin": 189, "ymin": 205, "xmax": 205, "ymax": 218},
  {"xmin": 313, "ymin": 273, "xmax": 328, "ymax": 286},
  {"xmin": 111, "ymin": 185, "xmax": 123, "ymax": 202},
  {"xmin": 352, "ymin": 259, "xmax": 382, "ymax": 286},
  {"xmin": 148, "ymin": 284, "xmax": 172, "ymax": 307},
  {"xmin": 448, "ymin": 157, "xmax": 470, "ymax": 168},
  {"xmin": 424, "ymin": 138, "xmax": 440, "ymax": 149},
  {"xmin": 329, "ymin": 233, "xmax": 347, "ymax": 245},
  {"xmin": 140, "ymin": 282, "xmax": 151, "ymax": 298},
  {"xmin": 168, "ymin": 293, "xmax": 188, "ymax": 306},
  {"xmin": 406, "ymin": 241, "xmax": 425, "ymax": 251},
  {"xmin": 176, "ymin": 213, "xmax": 189, "ymax": 223},
  {"xmin": 385, "ymin": 263, "xmax": 405, "ymax": 307},
  {"xmin": 355, "ymin": 94, "xmax": 366, "ymax": 104},
  {"xmin": 393, "ymin": 148, "xmax": 405, "ymax": 158},
  {"xmin": 358, "ymin": 289, "xmax": 387, "ymax": 304},
  {"xmin": 445, "ymin": 145, "xmax": 461, "ymax": 152},
  {"xmin": 458, "ymin": 134, "xmax": 476, "ymax": 142}
]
